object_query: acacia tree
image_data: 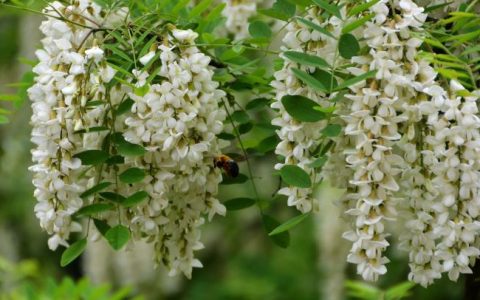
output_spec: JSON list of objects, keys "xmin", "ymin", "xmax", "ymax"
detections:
[{"xmin": 1, "ymin": 0, "xmax": 480, "ymax": 293}]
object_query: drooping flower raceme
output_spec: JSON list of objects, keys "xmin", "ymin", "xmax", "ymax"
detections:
[
  {"xmin": 29, "ymin": 1, "xmax": 228, "ymax": 279},
  {"xmin": 271, "ymin": 6, "xmax": 346, "ymax": 213},
  {"xmin": 120, "ymin": 28, "xmax": 227, "ymax": 278},
  {"xmin": 29, "ymin": 0, "xmax": 109, "ymax": 251},
  {"xmin": 341, "ymin": 0, "xmax": 429, "ymax": 281}
]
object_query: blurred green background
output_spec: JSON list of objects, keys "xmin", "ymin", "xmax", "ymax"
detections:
[{"xmin": 0, "ymin": 5, "xmax": 468, "ymax": 300}]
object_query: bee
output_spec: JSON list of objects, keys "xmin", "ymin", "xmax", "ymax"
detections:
[{"xmin": 214, "ymin": 155, "xmax": 239, "ymax": 177}]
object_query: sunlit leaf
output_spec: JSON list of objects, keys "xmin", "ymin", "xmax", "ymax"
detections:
[
  {"xmin": 74, "ymin": 150, "xmax": 109, "ymax": 165},
  {"xmin": 283, "ymin": 51, "xmax": 329, "ymax": 68},
  {"xmin": 105, "ymin": 225, "xmax": 130, "ymax": 250},
  {"xmin": 291, "ymin": 68, "xmax": 328, "ymax": 93},
  {"xmin": 122, "ymin": 191, "xmax": 149, "ymax": 208},
  {"xmin": 262, "ymin": 214, "xmax": 290, "ymax": 248},
  {"xmin": 119, "ymin": 168, "xmax": 145, "ymax": 184},
  {"xmin": 338, "ymin": 33, "xmax": 360, "ymax": 59},
  {"xmin": 60, "ymin": 239, "xmax": 87, "ymax": 267},
  {"xmin": 74, "ymin": 203, "xmax": 114, "ymax": 217},
  {"xmin": 269, "ymin": 213, "xmax": 310, "ymax": 236},
  {"xmin": 281, "ymin": 95, "xmax": 326, "ymax": 122},
  {"xmin": 280, "ymin": 165, "xmax": 311, "ymax": 188},
  {"xmin": 224, "ymin": 197, "xmax": 256, "ymax": 211},
  {"xmin": 80, "ymin": 182, "xmax": 112, "ymax": 199},
  {"xmin": 249, "ymin": 20, "xmax": 272, "ymax": 38}
]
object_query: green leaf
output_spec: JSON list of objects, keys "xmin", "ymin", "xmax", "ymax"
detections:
[
  {"xmin": 249, "ymin": 20, "xmax": 272, "ymax": 38},
  {"xmin": 99, "ymin": 192, "xmax": 126, "ymax": 203},
  {"xmin": 291, "ymin": 68, "xmax": 328, "ymax": 93},
  {"xmin": 119, "ymin": 168, "xmax": 145, "ymax": 184},
  {"xmin": 296, "ymin": 17, "xmax": 335, "ymax": 38},
  {"xmin": 269, "ymin": 213, "xmax": 310, "ymax": 236},
  {"xmin": 314, "ymin": 106, "xmax": 336, "ymax": 114},
  {"xmin": 198, "ymin": 3, "xmax": 226, "ymax": 32},
  {"xmin": 345, "ymin": 280, "xmax": 380, "ymax": 299},
  {"xmin": 254, "ymin": 135, "xmax": 279, "ymax": 153},
  {"xmin": 231, "ymin": 110, "xmax": 250, "ymax": 124},
  {"xmin": 239, "ymin": 122, "xmax": 254, "ymax": 134},
  {"xmin": 262, "ymin": 214, "xmax": 290, "ymax": 248},
  {"xmin": 60, "ymin": 238, "xmax": 87, "ymax": 267},
  {"xmin": 122, "ymin": 191, "xmax": 149, "ymax": 208},
  {"xmin": 0, "ymin": 94, "xmax": 19, "ymax": 101},
  {"xmin": 259, "ymin": 0, "xmax": 296, "ymax": 21},
  {"xmin": 342, "ymin": 14, "xmax": 374, "ymax": 34},
  {"xmin": 80, "ymin": 182, "xmax": 112, "ymax": 199},
  {"xmin": 309, "ymin": 156, "xmax": 327, "ymax": 168},
  {"xmin": 283, "ymin": 51, "xmax": 329, "ymax": 68},
  {"xmin": 338, "ymin": 33, "xmax": 360, "ymax": 59},
  {"xmin": 105, "ymin": 225, "xmax": 130, "ymax": 250},
  {"xmin": 74, "ymin": 203, "xmax": 114, "ymax": 217},
  {"xmin": 219, "ymin": 46, "xmax": 246, "ymax": 61},
  {"xmin": 224, "ymin": 197, "xmax": 256, "ymax": 211},
  {"xmin": 85, "ymin": 100, "xmax": 106, "ymax": 107},
  {"xmin": 312, "ymin": 69, "xmax": 337, "ymax": 92},
  {"xmin": 281, "ymin": 95, "xmax": 326, "ymax": 122},
  {"xmin": 106, "ymin": 155, "xmax": 125, "ymax": 165},
  {"xmin": 74, "ymin": 150, "xmax": 109, "ymax": 165},
  {"xmin": 218, "ymin": 132, "xmax": 236, "ymax": 140},
  {"xmin": 424, "ymin": 1, "xmax": 454, "ymax": 13},
  {"xmin": 117, "ymin": 141, "xmax": 146, "ymax": 157},
  {"xmin": 74, "ymin": 126, "xmax": 109, "ymax": 134},
  {"xmin": 442, "ymin": 29, "xmax": 480, "ymax": 43},
  {"xmin": 280, "ymin": 165, "xmax": 312, "ymax": 188},
  {"xmin": 189, "ymin": 0, "xmax": 213, "ymax": 18},
  {"xmin": 312, "ymin": 0, "xmax": 342, "ymax": 19},
  {"xmin": 116, "ymin": 98, "xmax": 134, "ymax": 116},
  {"xmin": 103, "ymin": 44, "xmax": 133, "ymax": 63},
  {"xmin": 322, "ymin": 124, "xmax": 342, "ymax": 137},
  {"xmin": 221, "ymin": 173, "xmax": 249, "ymax": 185},
  {"xmin": 245, "ymin": 98, "xmax": 270, "ymax": 110},
  {"xmin": 93, "ymin": 219, "xmax": 110, "ymax": 236},
  {"xmin": 171, "ymin": 0, "xmax": 190, "ymax": 14},
  {"xmin": 385, "ymin": 281, "xmax": 416, "ymax": 299},
  {"xmin": 334, "ymin": 70, "xmax": 377, "ymax": 91},
  {"xmin": 347, "ymin": 0, "xmax": 380, "ymax": 17}
]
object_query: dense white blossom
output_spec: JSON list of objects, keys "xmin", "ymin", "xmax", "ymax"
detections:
[
  {"xmin": 271, "ymin": 7, "xmax": 346, "ymax": 213},
  {"xmin": 122, "ymin": 28, "xmax": 227, "ymax": 278},
  {"xmin": 221, "ymin": 0, "xmax": 258, "ymax": 40},
  {"xmin": 29, "ymin": 0, "xmax": 109, "ymax": 251},
  {"xmin": 29, "ymin": 1, "xmax": 227, "ymax": 280},
  {"xmin": 342, "ymin": 0, "xmax": 429, "ymax": 282}
]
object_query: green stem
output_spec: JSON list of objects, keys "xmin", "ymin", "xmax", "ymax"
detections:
[{"xmin": 221, "ymin": 98, "xmax": 263, "ymax": 214}]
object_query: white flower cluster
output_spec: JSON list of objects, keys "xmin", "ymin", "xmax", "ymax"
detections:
[
  {"xmin": 338, "ymin": 0, "xmax": 480, "ymax": 285},
  {"xmin": 221, "ymin": 0, "xmax": 258, "ymax": 40},
  {"xmin": 271, "ymin": 7, "xmax": 345, "ymax": 213},
  {"xmin": 120, "ymin": 28, "xmax": 227, "ymax": 278},
  {"xmin": 403, "ymin": 81, "xmax": 480, "ymax": 286},
  {"xmin": 28, "ymin": 0, "xmax": 112, "ymax": 251},
  {"xmin": 271, "ymin": 0, "xmax": 480, "ymax": 285},
  {"xmin": 341, "ymin": 0, "xmax": 429, "ymax": 282},
  {"xmin": 29, "ymin": 1, "xmax": 228, "ymax": 279}
]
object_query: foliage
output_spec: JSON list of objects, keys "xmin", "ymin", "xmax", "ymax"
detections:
[
  {"xmin": 345, "ymin": 280, "xmax": 415, "ymax": 300},
  {"xmin": 0, "ymin": 0, "xmax": 479, "ymax": 297},
  {"xmin": 0, "ymin": 256, "xmax": 142, "ymax": 300}
]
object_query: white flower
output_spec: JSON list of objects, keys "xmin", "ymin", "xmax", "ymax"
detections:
[
  {"xmin": 139, "ymin": 50, "xmax": 156, "ymax": 66},
  {"xmin": 221, "ymin": 0, "xmax": 258, "ymax": 40},
  {"xmin": 85, "ymin": 46, "xmax": 104, "ymax": 62},
  {"xmin": 171, "ymin": 29, "xmax": 198, "ymax": 43}
]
